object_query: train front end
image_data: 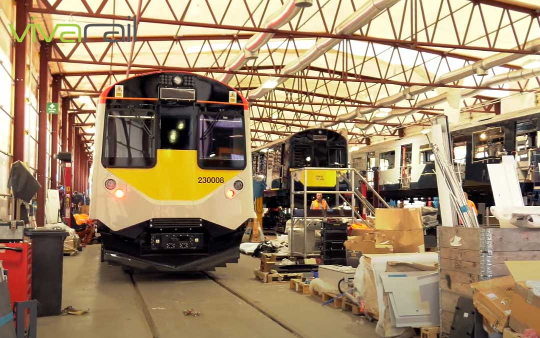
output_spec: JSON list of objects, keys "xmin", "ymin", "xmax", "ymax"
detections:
[{"xmin": 90, "ymin": 72, "xmax": 253, "ymax": 272}]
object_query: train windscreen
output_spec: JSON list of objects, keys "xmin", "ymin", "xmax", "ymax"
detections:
[
  {"xmin": 198, "ymin": 112, "xmax": 246, "ymax": 169},
  {"xmin": 102, "ymin": 108, "xmax": 156, "ymax": 168}
]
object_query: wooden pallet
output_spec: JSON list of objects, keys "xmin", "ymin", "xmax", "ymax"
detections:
[
  {"xmin": 289, "ymin": 279, "xmax": 311, "ymax": 294},
  {"xmin": 253, "ymin": 269, "xmax": 303, "ymax": 283},
  {"xmin": 341, "ymin": 299, "xmax": 362, "ymax": 315},
  {"xmin": 421, "ymin": 327, "xmax": 440, "ymax": 338},
  {"xmin": 311, "ymin": 289, "xmax": 344, "ymax": 309}
]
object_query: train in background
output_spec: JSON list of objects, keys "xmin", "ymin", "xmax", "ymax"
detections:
[
  {"xmin": 350, "ymin": 109, "xmax": 540, "ymax": 207},
  {"xmin": 252, "ymin": 128, "xmax": 348, "ymax": 208},
  {"xmin": 252, "ymin": 129, "xmax": 348, "ymax": 231}
]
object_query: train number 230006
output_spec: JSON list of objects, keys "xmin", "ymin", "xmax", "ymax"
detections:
[{"xmin": 198, "ymin": 177, "xmax": 225, "ymax": 184}]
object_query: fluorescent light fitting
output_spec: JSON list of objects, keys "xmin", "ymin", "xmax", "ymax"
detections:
[
  {"xmin": 523, "ymin": 60, "xmax": 540, "ymax": 69},
  {"xmin": 421, "ymin": 129, "xmax": 431, "ymax": 135},
  {"xmin": 350, "ymin": 146, "xmax": 360, "ymax": 152},
  {"xmin": 375, "ymin": 107, "xmax": 391, "ymax": 117},
  {"xmin": 262, "ymin": 80, "xmax": 279, "ymax": 89}
]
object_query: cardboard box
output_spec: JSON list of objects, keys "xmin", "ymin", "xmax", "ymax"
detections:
[
  {"xmin": 503, "ymin": 328, "xmax": 522, "ymax": 338},
  {"xmin": 375, "ymin": 208, "xmax": 425, "ymax": 253},
  {"xmin": 507, "ymin": 261, "xmax": 540, "ymax": 334},
  {"xmin": 349, "ymin": 212, "xmax": 425, "ymax": 254},
  {"xmin": 378, "ymin": 229, "xmax": 424, "ymax": 253},
  {"xmin": 471, "ymin": 275, "xmax": 515, "ymax": 333},
  {"xmin": 375, "ymin": 208, "xmax": 423, "ymax": 231},
  {"xmin": 344, "ymin": 236, "xmax": 393, "ymax": 254},
  {"xmin": 260, "ymin": 253, "xmax": 277, "ymax": 272}
]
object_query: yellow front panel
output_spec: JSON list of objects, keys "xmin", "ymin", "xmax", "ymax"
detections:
[
  {"xmin": 299, "ymin": 169, "xmax": 337, "ymax": 188},
  {"xmin": 108, "ymin": 150, "xmax": 240, "ymax": 200}
]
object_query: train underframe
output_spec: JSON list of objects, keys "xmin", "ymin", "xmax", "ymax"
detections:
[{"xmin": 98, "ymin": 218, "xmax": 247, "ymax": 272}]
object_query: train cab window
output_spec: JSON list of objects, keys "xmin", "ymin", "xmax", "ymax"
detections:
[
  {"xmin": 198, "ymin": 112, "xmax": 246, "ymax": 169},
  {"xmin": 102, "ymin": 108, "xmax": 156, "ymax": 168},
  {"xmin": 160, "ymin": 107, "xmax": 194, "ymax": 150},
  {"xmin": 328, "ymin": 148, "xmax": 346, "ymax": 168},
  {"xmin": 379, "ymin": 151, "xmax": 395, "ymax": 171},
  {"xmin": 292, "ymin": 145, "xmax": 313, "ymax": 167}
]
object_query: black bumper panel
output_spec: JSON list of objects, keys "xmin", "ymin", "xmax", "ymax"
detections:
[
  {"xmin": 104, "ymin": 245, "xmax": 240, "ymax": 272},
  {"xmin": 99, "ymin": 218, "xmax": 247, "ymax": 272}
]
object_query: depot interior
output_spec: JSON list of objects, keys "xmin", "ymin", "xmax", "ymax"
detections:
[{"xmin": 1, "ymin": 0, "xmax": 540, "ymax": 338}]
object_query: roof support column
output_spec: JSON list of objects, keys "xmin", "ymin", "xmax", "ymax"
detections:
[
  {"xmin": 13, "ymin": 0, "xmax": 30, "ymax": 163},
  {"xmin": 37, "ymin": 41, "xmax": 51, "ymax": 227},
  {"xmin": 51, "ymin": 75, "xmax": 61, "ymax": 189},
  {"xmin": 68, "ymin": 114, "xmax": 74, "ymax": 153},
  {"xmin": 61, "ymin": 98, "xmax": 69, "ymax": 151}
]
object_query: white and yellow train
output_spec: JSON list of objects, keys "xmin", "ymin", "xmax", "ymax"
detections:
[{"xmin": 90, "ymin": 71, "xmax": 253, "ymax": 271}]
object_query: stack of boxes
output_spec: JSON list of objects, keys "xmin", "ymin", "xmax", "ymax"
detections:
[{"xmin": 320, "ymin": 221, "xmax": 348, "ymax": 265}]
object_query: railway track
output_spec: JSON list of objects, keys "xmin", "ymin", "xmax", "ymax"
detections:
[{"xmin": 127, "ymin": 271, "xmax": 305, "ymax": 338}]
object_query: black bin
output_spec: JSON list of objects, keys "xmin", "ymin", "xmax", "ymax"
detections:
[{"xmin": 25, "ymin": 229, "xmax": 68, "ymax": 317}]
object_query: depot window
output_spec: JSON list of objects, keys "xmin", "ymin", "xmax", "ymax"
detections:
[
  {"xmin": 198, "ymin": 112, "xmax": 246, "ymax": 169},
  {"xmin": 102, "ymin": 108, "xmax": 156, "ymax": 168}
]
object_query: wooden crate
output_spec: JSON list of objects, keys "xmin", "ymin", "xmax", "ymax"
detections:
[
  {"xmin": 438, "ymin": 227, "xmax": 540, "ymax": 337},
  {"xmin": 421, "ymin": 327, "xmax": 440, "ymax": 338},
  {"xmin": 289, "ymin": 279, "xmax": 311, "ymax": 294}
]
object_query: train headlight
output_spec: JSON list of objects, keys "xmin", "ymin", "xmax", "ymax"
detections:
[
  {"xmin": 225, "ymin": 189, "xmax": 235, "ymax": 199},
  {"xmin": 173, "ymin": 75, "xmax": 183, "ymax": 86},
  {"xmin": 105, "ymin": 179, "xmax": 117, "ymax": 190},
  {"xmin": 233, "ymin": 180, "xmax": 244, "ymax": 190},
  {"xmin": 115, "ymin": 189, "xmax": 125, "ymax": 199}
]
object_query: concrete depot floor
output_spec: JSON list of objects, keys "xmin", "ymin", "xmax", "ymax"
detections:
[{"xmin": 38, "ymin": 245, "xmax": 379, "ymax": 338}]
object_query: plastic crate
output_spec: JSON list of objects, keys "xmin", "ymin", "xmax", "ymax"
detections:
[
  {"xmin": 322, "ymin": 241, "xmax": 346, "ymax": 251},
  {"xmin": 321, "ymin": 230, "xmax": 347, "ymax": 241}
]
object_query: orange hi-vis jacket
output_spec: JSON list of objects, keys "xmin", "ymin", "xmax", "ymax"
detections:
[
  {"xmin": 467, "ymin": 200, "xmax": 478, "ymax": 215},
  {"xmin": 312, "ymin": 199, "xmax": 328, "ymax": 210}
]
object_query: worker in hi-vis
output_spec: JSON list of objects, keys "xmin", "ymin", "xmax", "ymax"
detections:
[
  {"xmin": 464, "ymin": 192, "xmax": 478, "ymax": 215},
  {"xmin": 311, "ymin": 193, "xmax": 328, "ymax": 210}
]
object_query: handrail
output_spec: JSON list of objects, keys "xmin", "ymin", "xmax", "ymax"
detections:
[{"xmin": 288, "ymin": 166, "xmax": 393, "ymax": 258}]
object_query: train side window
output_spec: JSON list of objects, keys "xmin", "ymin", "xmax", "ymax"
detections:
[
  {"xmin": 367, "ymin": 152, "xmax": 376, "ymax": 169},
  {"xmin": 379, "ymin": 151, "xmax": 395, "ymax": 171},
  {"xmin": 516, "ymin": 118, "xmax": 537, "ymax": 162},
  {"xmin": 472, "ymin": 127, "xmax": 505, "ymax": 162},
  {"xmin": 419, "ymin": 145, "xmax": 434, "ymax": 164},
  {"xmin": 198, "ymin": 112, "xmax": 246, "ymax": 170},
  {"xmin": 453, "ymin": 143, "xmax": 467, "ymax": 165},
  {"xmin": 102, "ymin": 108, "xmax": 156, "ymax": 168}
]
